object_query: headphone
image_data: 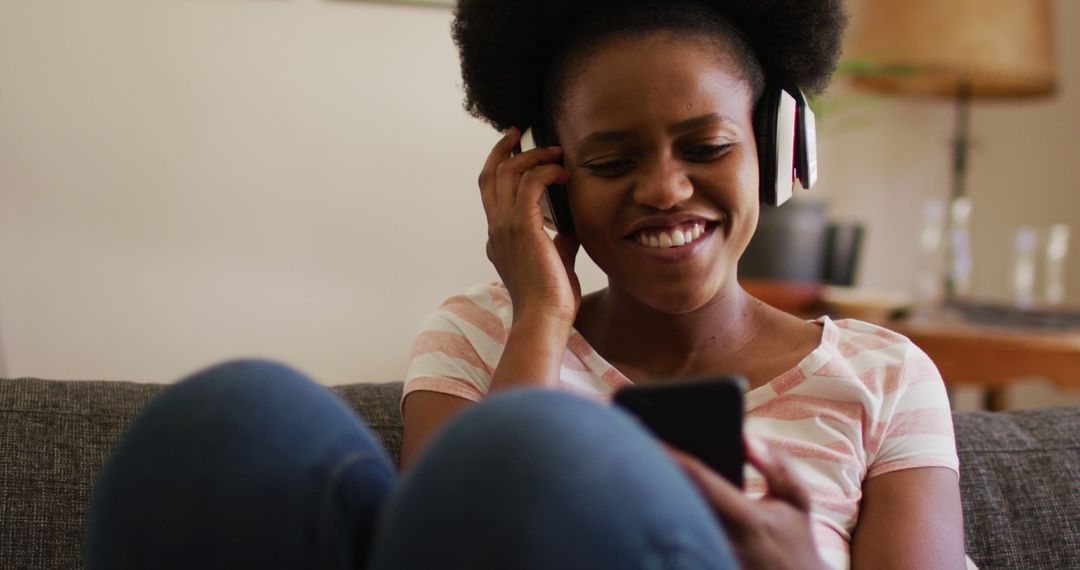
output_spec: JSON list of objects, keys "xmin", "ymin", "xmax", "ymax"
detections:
[
  {"xmin": 754, "ymin": 78, "xmax": 818, "ymax": 207},
  {"xmin": 518, "ymin": 77, "xmax": 817, "ymax": 234}
]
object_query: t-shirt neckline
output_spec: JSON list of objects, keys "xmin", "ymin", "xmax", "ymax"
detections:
[{"xmin": 564, "ymin": 315, "xmax": 839, "ymax": 412}]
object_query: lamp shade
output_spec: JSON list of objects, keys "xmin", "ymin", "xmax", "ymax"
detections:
[{"xmin": 850, "ymin": 0, "xmax": 1057, "ymax": 98}]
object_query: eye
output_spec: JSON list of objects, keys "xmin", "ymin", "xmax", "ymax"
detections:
[
  {"xmin": 683, "ymin": 144, "xmax": 732, "ymax": 162},
  {"xmin": 581, "ymin": 158, "xmax": 636, "ymax": 177}
]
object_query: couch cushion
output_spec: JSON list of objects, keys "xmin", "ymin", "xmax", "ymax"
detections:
[
  {"xmin": 1, "ymin": 379, "xmax": 163, "ymax": 570},
  {"xmin": 954, "ymin": 406, "xmax": 1080, "ymax": 570},
  {"xmin": 0, "ymin": 377, "xmax": 403, "ymax": 570},
  {"xmin": 330, "ymin": 382, "xmax": 404, "ymax": 466}
]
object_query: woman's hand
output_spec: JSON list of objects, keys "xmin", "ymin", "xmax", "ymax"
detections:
[
  {"xmin": 479, "ymin": 128, "xmax": 580, "ymax": 328},
  {"xmin": 667, "ymin": 438, "xmax": 828, "ymax": 570}
]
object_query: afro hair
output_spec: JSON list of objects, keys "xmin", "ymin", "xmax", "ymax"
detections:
[{"xmin": 452, "ymin": 0, "xmax": 848, "ymax": 132}]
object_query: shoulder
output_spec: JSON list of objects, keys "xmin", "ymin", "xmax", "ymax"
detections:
[
  {"xmin": 827, "ymin": 317, "xmax": 913, "ymax": 349},
  {"xmin": 438, "ymin": 281, "xmax": 512, "ymax": 312},
  {"xmin": 421, "ymin": 282, "xmax": 514, "ymax": 341},
  {"xmin": 824, "ymin": 317, "xmax": 930, "ymax": 365},
  {"xmin": 813, "ymin": 317, "xmax": 943, "ymax": 397},
  {"xmin": 406, "ymin": 283, "xmax": 514, "ymax": 396}
]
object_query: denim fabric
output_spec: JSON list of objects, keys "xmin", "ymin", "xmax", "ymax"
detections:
[{"xmin": 85, "ymin": 360, "xmax": 735, "ymax": 570}]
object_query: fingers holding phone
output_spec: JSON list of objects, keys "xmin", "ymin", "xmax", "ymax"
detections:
[
  {"xmin": 477, "ymin": 128, "xmax": 580, "ymax": 327},
  {"xmin": 667, "ymin": 439, "xmax": 826, "ymax": 570},
  {"xmin": 481, "ymin": 129, "xmax": 564, "ymax": 221},
  {"xmin": 745, "ymin": 437, "xmax": 813, "ymax": 512}
]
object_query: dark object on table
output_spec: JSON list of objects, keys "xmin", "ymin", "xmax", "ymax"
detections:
[
  {"xmin": 823, "ymin": 222, "xmax": 864, "ymax": 287},
  {"xmin": 742, "ymin": 200, "xmax": 828, "ymax": 312},
  {"xmin": 947, "ymin": 300, "xmax": 1080, "ymax": 331}
]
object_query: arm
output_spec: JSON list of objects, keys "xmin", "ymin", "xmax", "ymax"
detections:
[
  {"xmin": 400, "ymin": 314, "xmax": 573, "ymax": 472},
  {"xmin": 850, "ymin": 338, "xmax": 965, "ymax": 569},
  {"xmin": 850, "ymin": 467, "xmax": 966, "ymax": 570},
  {"xmin": 401, "ymin": 391, "xmax": 471, "ymax": 472},
  {"xmin": 401, "ymin": 129, "xmax": 579, "ymax": 470}
]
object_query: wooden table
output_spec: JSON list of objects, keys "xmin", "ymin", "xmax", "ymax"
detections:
[{"xmin": 888, "ymin": 313, "xmax": 1080, "ymax": 410}]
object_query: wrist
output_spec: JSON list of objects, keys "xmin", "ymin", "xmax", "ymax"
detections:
[
  {"xmin": 511, "ymin": 307, "xmax": 576, "ymax": 336},
  {"xmin": 488, "ymin": 312, "xmax": 573, "ymax": 393}
]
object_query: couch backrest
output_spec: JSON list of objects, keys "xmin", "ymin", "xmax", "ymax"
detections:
[{"xmin": 2, "ymin": 378, "xmax": 1078, "ymax": 570}]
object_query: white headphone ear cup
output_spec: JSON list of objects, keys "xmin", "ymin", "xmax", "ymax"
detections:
[
  {"xmin": 794, "ymin": 88, "xmax": 818, "ymax": 190},
  {"xmin": 755, "ymin": 84, "xmax": 799, "ymax": 207},
  {"xmin": 772, "ymin": 90, "xmax": 798, "ymax": 206}
]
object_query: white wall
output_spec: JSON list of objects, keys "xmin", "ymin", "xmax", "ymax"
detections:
[
  {"xmin": 0, "ymin": 0, "xmax": 1077, "ymax": 384},
  {"xmin": 0, "ymin": 0, "xmax": 608, "ymax": 383}
]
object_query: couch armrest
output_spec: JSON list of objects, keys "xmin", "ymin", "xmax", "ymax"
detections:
[{"xmin": 953, "ymin": 406, "xmax": 1080, "ymax": 570}]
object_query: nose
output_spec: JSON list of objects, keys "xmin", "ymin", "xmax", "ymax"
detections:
[{"xmin": 632, "ymin": 154, "xmax": 693, "ymax": 211}]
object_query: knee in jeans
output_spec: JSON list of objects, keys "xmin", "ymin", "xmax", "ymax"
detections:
[
  {"xmin": 162, "ymin": 358, "xmax": 320, "ymax": 412},
  {"xmin": 128, "ymin": 358, "xmax": 322, "ymax": 445},
  {"xmin": 470, "ymin": 388, "xmax": 596, "ymax": 428},
  {"xmin": 179, "ymin": 358, "xmax": 308, "ymax": 395},
  {"xmin": 438, "ymin": 389, "xmax": 638, "ymax": 459}
]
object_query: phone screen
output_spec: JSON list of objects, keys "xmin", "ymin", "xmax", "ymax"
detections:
[{"xmin": 614, "ymin": 376, "xmax": 746, "ymax": 488}]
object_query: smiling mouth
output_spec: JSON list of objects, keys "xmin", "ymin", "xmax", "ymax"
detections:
[{"xmin": 629, "ymin": 221, "xmax": 715, "ymax": 249}]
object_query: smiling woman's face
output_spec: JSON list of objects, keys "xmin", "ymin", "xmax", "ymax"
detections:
[{"xmin": 555, "ymin": 31, "xmax": 760, "ymax": 314}]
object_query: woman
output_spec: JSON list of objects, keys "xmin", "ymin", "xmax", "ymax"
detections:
[
  {"xmin": 402, "ymin": 0, "xmax": 967, "ymax": 568},
  {"xmin": 86, "ymin": 1, "xmax": 968, "ymax": 569}
]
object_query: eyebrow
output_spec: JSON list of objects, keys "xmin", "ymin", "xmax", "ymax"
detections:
[{"xmin": 573, "ymin": 113, "xmax": 738, "ymax": 153}]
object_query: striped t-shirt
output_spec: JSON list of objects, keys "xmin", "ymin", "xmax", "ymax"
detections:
[{"xmin": 404, "ymin": 282, "xmax": 961, "ymax": 569}]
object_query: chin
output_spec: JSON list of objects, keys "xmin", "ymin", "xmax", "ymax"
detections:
[
  {"xmin": 647, "ymin": 297, "xmax": 710, "ymax": 315},
  {"xmin": 626, "ymin": 278, "xmax": 726, "ymax": 315}
]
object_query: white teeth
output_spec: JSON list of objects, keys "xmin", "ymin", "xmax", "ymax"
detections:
[{"xmin": 634, "ymin": 223, "xmax": 709, "ymax": 249}]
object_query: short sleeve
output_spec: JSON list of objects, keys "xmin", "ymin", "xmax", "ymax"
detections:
[
  {"xmin": 402, "ymin": 286, "xmax": 511, "ymax": 411},
  {"xmin": 866, "ymin": 343, "xmax": 960, "ymax": 479}
]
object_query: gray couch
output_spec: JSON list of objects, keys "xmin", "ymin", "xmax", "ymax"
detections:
[{"xmin": 2, "ymin": 377, "xmax": 1078, "ymax": 570}]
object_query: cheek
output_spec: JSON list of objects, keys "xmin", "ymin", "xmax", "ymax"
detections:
[
  {"xmin": 736, "ymin": 201, "xmax": 760, "ymax": 252},
  {"xmin": 565, "ymin": 171, "xmax": 612, "ymax": 229},
  {"xmin": 733, "ymin": 164, "xmax": 760, "ymax": 249},
  {"xmin": 728, "ymin": 153, "xmax": 762, "ymax": 244},
  {"xmin": 565, "ymin": 178, "xmax": 594, "ymax": 221},
  {"xmin": 565, "ymin": 181, "xmax": 622, "ymax": 264},
  {"xmin": 735, "ymin": 148, "xmax": 761, "ymax": 205}
]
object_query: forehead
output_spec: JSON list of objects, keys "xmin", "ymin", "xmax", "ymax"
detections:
[{"xmin": 557, "ymin": 33, "xmax": 754, "ymax": 136}]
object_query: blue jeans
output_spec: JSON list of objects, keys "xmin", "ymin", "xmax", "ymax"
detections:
[{"xmin": 85, "ymin": 360, "xmax": 736, "ymax": 569}]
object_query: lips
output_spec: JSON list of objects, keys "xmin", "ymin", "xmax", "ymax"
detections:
[{"xmin": 631, "ymin": 221, "xmax": 709, "ymax": 249}]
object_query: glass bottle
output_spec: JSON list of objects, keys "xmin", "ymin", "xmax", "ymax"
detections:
[
  {"xmin": 1012, "ymin": 225, "xmax": 1037, "ymax": 309},
  {"xmin": 1044, "ymin": 224, "xmax": 1071, "ymax": 307},
  {"xmin": 947, "ymin": 196, "xmax": 974, "ymax": 299},
  {"xmin": 914, "ymin": 199, "xmax": 945, "ymax": 303}
]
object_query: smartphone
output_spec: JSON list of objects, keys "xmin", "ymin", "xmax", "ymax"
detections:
[
  {"xmin": 613, "ymin": 376, "xmax": 747, "ymax": 489},
  {"xmin": 512, "ymin": 127, "xmax": 575, "ymax": 235}
]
